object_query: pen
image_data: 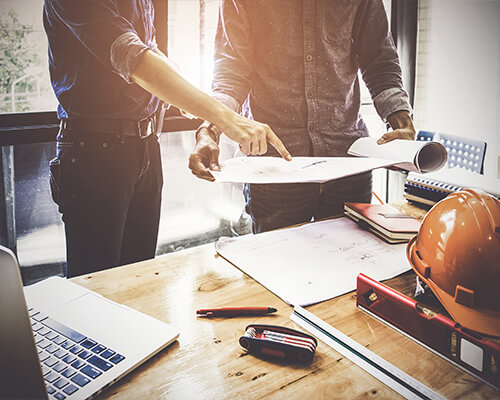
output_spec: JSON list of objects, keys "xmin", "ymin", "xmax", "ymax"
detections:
[{"xmin": 196, "ymin": 307, "xmax": 277, "ymax": 317}]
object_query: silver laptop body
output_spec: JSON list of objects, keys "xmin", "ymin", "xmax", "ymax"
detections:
[{"xmin": 0, "ymin": 246, "xmax": 178, "ymax": 400}]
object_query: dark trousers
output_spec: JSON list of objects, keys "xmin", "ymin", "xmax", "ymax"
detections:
[
  {"xmin": 49, "ymin": 130, "xmax": 163, "ymax": 277},
  {"xmin": 244, "ymin": 172, "xmax": 372, "ymax": 233}
]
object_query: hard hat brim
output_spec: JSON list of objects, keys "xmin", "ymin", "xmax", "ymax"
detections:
[{"xmin": 407, "ymin": 237, "xmax": 500, "ymax": 338}]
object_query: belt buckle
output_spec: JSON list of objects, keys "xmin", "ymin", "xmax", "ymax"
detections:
[{"xmin": 138, "ymin": 116, "xmax": 155, "ymax": 139}]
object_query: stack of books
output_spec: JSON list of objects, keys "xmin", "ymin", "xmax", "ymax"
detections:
[{"xmin": 344, "ymin": 202, "xmax": 421, "ymax": 244}]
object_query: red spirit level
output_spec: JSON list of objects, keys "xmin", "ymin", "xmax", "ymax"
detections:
[{"xmin": 356, "ymin": 273, "xmax": 500, "ymax": 391}]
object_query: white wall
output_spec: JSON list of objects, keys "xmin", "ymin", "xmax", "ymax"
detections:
[{"xmin": 414, "ymin": 0, "xmax": 500, "ymax": 179}]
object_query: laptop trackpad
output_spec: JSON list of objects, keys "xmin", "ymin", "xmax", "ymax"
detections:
[{"xmin": 49, "ymin": 293, "xmax": 167, "ymax": 354}]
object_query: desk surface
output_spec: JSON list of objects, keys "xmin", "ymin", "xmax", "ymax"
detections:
[{"xmin": 72, "ymin": 242, "xmax": 498, "ymax": 400}]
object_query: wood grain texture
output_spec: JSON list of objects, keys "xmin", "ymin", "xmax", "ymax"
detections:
[{"xmin": 72, "ymin": 243, "xmax": 499, "ymax": 400}]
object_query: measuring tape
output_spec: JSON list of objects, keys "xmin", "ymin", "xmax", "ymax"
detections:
[{"xmin": 291, "ymin": 306, "xmax": 446, "ymax": 400}]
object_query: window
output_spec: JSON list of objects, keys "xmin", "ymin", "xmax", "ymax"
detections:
[
  {"xmin": 0, "ymin": 2, "xmax": 57, "ymax": 113},
  {"xmin": 168, "ymin": 0, "xmax": 220, "ymax": 92},
  {"xmin": 1, "ymin": 1, "xmax": 64, "ymax": 283},
  {"xmin": 162, "ymin": 0, "xmax": 251, "ymax": 255},
  {"xmin": 1, "ymin": 0, "xmax": 248, "ymax": 285}
]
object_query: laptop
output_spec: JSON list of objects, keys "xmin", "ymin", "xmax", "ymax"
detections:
[{"xmin": 0, "ymin": 246, "xmax": 179, "ymax": 400}]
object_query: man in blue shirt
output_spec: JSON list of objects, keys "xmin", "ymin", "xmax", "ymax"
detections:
[
  {"xmin": 44, "ymin": 0, "xmax": 291, "ymax": 277},
  {"xmin": 189, "ymin": 0, "xmax": 416, "ymax": 233}
]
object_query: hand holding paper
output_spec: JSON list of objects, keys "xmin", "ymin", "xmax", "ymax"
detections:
[
  {"xmin": 189, "ymin": 123, "xmax": 292, "ymax": 182},
  {"xmin": 211, "ymin": 137, "xmax": 447, "ymax": 184}
]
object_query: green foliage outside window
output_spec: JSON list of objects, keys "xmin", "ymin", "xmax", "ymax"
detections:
[{"xmin": 0, "ymin": 10, "xmax": 40, "ymax": 113}]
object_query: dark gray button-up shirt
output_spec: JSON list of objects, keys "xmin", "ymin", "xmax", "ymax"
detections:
[{"xmin": 212, "ymin": 0, "xmax": 411, "ymax": 157}]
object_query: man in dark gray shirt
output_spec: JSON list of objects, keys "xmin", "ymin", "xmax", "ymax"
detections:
[{"xmin": 189, "ymin": 0, "xmax": 415, "ymax": 233}]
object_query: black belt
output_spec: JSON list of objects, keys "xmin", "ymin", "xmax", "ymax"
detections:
[{"xmin": 60, "ymin": 115, "xmax": 157, "ymax": 139}]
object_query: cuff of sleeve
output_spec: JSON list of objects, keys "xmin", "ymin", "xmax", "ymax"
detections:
[
  {"xmin": 196, "ymin": 121, "xmax": 221, "ymax": 144},
  {"xmin": 110, "ymin": 32, "xmax": 150, "ymax": 83},
  {"xmin": 373, "ymin": 87, "xmax": 413, "ymax": 122},
  {"xmin": 212, "ymin": 92, "xmax": 241, "ymax": 113}
]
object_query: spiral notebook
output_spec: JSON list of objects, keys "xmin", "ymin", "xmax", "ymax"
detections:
[
  {"xmin": 404, "ymin": 174, "xmax": 462, "ymax": 206},
  {"xmin": 404, "ymin": 167, "xmax": 500, "ymax": 207}
]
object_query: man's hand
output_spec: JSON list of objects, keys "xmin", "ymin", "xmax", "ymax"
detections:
[
  {"xmin": 188, "ymin": 128, "xmax": 220, "ymax": 182},
  {"xmin": 131, "ymin": 50, "xmax": 290, "ymax": 162},
  {"xmin": 131, "ymin": 50, "xmax": 291, "ymax": 162},
  {"xmin": 219, "ymin": 113, "xmax": 292, "ymax": 161},
  {"xmin": 377, "ymin": 110, "xmax": 416, "ymax": 144}
]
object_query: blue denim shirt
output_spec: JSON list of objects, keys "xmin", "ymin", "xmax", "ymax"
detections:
[
  {"xmin": 213, "ymin": 0, "xmax": 411, "ymax": 157},
  {"xmin": 44, "ymin": 0, "xmax": 160, "ymax": 121}
]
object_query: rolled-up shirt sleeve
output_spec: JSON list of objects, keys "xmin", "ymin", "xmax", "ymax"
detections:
[
  {"xmin": 45, "ymin": 0, "xmax": 153, "ymax": 82},
  {"xmin": 354, "ymin": 0, "xmax": 412, "ymax": 121},
  {"xmin": 373, "ymin": 87, "xmax": 411, "ymax": 122},
  {"xmin": 212, "ymin": 92, "xmax": 241, "ymax": 113},
  {"xmin": 110, "ymin": 32, "xmax": 152, "ymax": 83}
]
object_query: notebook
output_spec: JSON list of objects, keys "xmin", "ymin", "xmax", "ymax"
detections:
[
  {"xmin": 0, "ymin": 246, "xmax": 179, "ymax": 400},
  {"xmin": 404, "ymin": 167, "xmax": 500, "ymax": 207},
  {"xmin": 344, "ymin": 202, "xmax": 421, "ymax": 244},
  {"xmin": 404, "ymin": 171, "xmax": 462, "ymax": 206}
]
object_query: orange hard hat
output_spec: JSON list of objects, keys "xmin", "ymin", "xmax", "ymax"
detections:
[{"xmin": 406, "ymin": 188, "xmax": 500, "ymax": 337}]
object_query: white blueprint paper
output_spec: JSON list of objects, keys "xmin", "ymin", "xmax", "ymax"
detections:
[
  {"xmin": 211, "ymin": 137, "xmax": 448, "ymax": 184},
  {"xmin": 211, "ymin": 156, "xmax": 394, "ymax": 184},
  {"xmin": 215, "ymin": 218, "xmax": 411, "ymax": 306}
]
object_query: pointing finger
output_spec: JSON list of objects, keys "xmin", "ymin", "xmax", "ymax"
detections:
[{"xmin": 267, "ymin": 130, "xmax": 292, "ymax": 161}]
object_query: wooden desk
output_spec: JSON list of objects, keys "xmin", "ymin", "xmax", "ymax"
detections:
[{"xmin": 72, "ymin": 243, "xmax": 498, "ymax": 399}]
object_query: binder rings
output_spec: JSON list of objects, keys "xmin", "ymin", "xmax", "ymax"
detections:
[
  {"xmin": 404, "ymin": 168, "xmax": 500, "ymax": 207},
  {"xmin": 404, "ymin": 174, "xmax": 463, "ymax": 205},
  {"xmin": 404, "ymin": 173, "xmax": 462, "ymax": 206}
]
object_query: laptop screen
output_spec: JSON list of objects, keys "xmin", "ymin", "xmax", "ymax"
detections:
[{"xmin": 0, "ymin": 246, "xmax": 48, "ymax": 400}]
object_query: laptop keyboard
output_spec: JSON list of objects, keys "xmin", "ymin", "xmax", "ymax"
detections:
[{"xmin": 29, "ymin": 307, "xmax": 126, "ymax": 400}]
